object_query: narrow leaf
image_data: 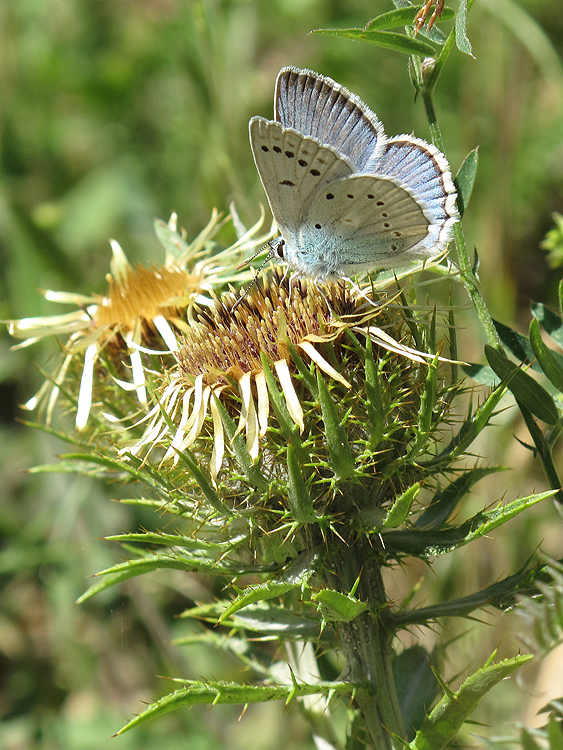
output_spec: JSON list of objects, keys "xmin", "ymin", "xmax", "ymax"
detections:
[
  {"xmin": 494, "ymin": 319, "xmax": 537, "ymax": 368},
  {"xmin": 316, "ymin": 369, "xmax": 355, "ymax": 480},
  {"xmin": 415, "ymin": 467, "xmax": 505, "ymax": 530},
  {"xmin": 394, "ymin": 646, "xmax": 439, "ymax": 740},
  {"xmin": 424, "ymin": 383, "xmax": 506, "ymax": 467},
  {"xmin": 454, "ymin": 147, "xmax": 478, "ymax": 217},
  {"xmin": 105, "ymin": 532, "xmax": 234, "ymax": 550},
  {"xmin": 454, "ymin": 0, "xmax": 474, "ymax": 57},
  {"xmin": 485, "ymin": 345, "xmax": 559, "ymax": 424},
  {"xmin": 363, "ymin": 6, "xmax": 454, "ymax": 32},
  {"xmin": 385, "ymin": 490, "xmax": 557, "ymax": 557},
  {"xmin": 311, "ymin": 27, "xmax": 437, "ymax": 57},
  {"xmin": 116, "ymin": 679, "xmax": 357, "ymax": 735},
  {"xmin": 219, "ymin": 580, "xmax": 303, "ymax": 623},
  {"xmin": 287, "ymin": 442, "xmax": 316, "ymax": 523},
  {"xmin": 532, "ymin": 302, "xmax": 563, "ymax": 351},
  {"xmin": 364, "ymin": 336, "xmax": 385, "ymax": 448},
  {"xmin": 394, "ymin": 561, "xmax": 537, "ymax": 627},
  {"xmin": 530, "ymin": 317, "xmax": 563, "ymax": 392},
  {"xmin": 174, "ymin": 443, "xmax": 233, "ymax": 515},
  {"xmin": 77, "ymin": 552, "xmax": 257, "ymax": 604}
]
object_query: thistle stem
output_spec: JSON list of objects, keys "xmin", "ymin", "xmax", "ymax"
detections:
[{"xmin": 330, "ymin": 539, "xmax": 405, "ymax": 749}]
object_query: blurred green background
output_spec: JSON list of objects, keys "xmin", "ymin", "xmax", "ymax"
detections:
[{"xmin": 1, "ymin": 1, "xmax": 563, "ymax": 748}]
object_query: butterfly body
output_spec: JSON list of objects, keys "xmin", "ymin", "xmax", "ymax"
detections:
[{"xmin": 250, "ymin": 67, "xmax": 459, "ymax": 281}]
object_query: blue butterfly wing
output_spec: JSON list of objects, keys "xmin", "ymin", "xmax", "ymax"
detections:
[
  {"xmin": 368, "ymin": 136, "xmax": 459, "ymax": 230},
  {"xmin": 274, "ymin": 67, "xmax": 386, "ymax": 172}
]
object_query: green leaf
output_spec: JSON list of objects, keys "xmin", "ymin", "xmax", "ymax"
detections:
[
  {"xmin": 316, "ymin": 368, "xmax": 355, "ymax": 480},
  {"xmin": 383, "ymin": 483, "xmax": 421, "ymax": 529},
  {"xmin": 517, "ymin": 400, "xmax": 563, "ymax": 501},
  {"xmin": 530, "ymin": 317, "xmax": 563, "ymax": 393},
  {"xmin": 423, "ymin": 383, "xmax": 506, "ymax": 467},
  {"xmin": 532, "ymin": 302, "xmax": 563, "ymax": 350},
  {"xmin": 485, "ymin": 345, "xmax": 559, "ymax": 424},
  {"xmin": 364, "ymin": 336, "xmax": 385, "ymax": 448},
  {"xmin": 461, "ymin": 362, "xmax": 499, "ymax": 386},
  {"xmin": 311, "ymin": 27, "xmax": 437, "ymax": 57},
  {"xmin": 312, "ymin": 589, "xmax": 369, "ymax": 622},
  {"xmin": 212, "ymin": 397, "xmax": 269, "ymax": 490},
  {"xmin": 179, "ymin": 601, "xmax": 320, "ymax": 638},
  {"xmin": 394, "ymin": 646, "xmax": 439, "ymax": 740},
  {"xmin": 77, "ymin": 552, "xmax": 254, "ymax": 604},
  {"xmin": 454, "ymin": 147, "xmax": 478, "ymax": 217},
  {"xmin": 286, "ymin": 442, "xmax": 317, "ymax": 523},
  {"xmin": 363, "ymin": 6, "xmax": 455, "ymax": 32},
  {"xmin": 219, "ymin": 580, "xmax": 302, "ymax": 623},
  {"xmin": 105, "ymin": 532, "xmax": 236, "ymax": 550},
  {"xmin": 411, "ymin": 654, "xmax": 532, "ymax": 750},
  {"xmin": 415, "ymin": 467, "xmax": 505, "ymax": 530},
  {"xmin": 455, "ymin": 0, "xmax": 474, "ymax": 57},
  {"xmin": 494, "ymin": 319, "xmax": 537, "ymax": 368},
  {"xmin": 385, "ymin": 490, "xmax": 557, "ymax": 557},
  {"xmin": 174, "ymin": 443, "xmax": 233, "ymax": 515},
  {"xmin": 394, "ymin": 561, "xmax": 537, "ymax": 627},
  {"xmin": 116, "ymin": 678, "xmax": 357, "ymax": 735}
]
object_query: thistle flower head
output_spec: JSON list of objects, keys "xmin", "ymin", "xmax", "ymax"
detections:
[
  {"xmin": 123, "ymin": 268, "xmax": 449, "ymax": 529},
  {"xmin": 8, "ymin": 209, "xmax": 274, "ymax": 429}
]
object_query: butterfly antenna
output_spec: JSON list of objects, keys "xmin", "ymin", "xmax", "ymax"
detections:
[
  {"xmin": 235, "ymin": 239, "xmax": 273, "ymax": 271},
  {"xmin": 231, "ymin": 242, "xmax": 276, "ymax": 311}
]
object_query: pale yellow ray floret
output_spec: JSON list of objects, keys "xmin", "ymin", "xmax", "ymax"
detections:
[{"xmin": 7, "ymin": 207, "xmax": 275, "ymax": 429}]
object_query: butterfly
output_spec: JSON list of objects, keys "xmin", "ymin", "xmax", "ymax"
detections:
[{"xmin": 249, "ymin": 67, "xmax": 459, "ymax": 282}]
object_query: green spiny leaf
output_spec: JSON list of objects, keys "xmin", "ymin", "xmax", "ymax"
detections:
[
  {"xmin": 316, "ymin": 368, "xmax": 355, "ymax": 480},
  {"xmin": 410, "ymin": 654, "xmax": 532, "ymax": 750},
  {"xmin": 312, "ymin": 589, "xmax": 369, "ymax": 622},
  {"xmin": 385, "ymin": 490, "xmax": 557, "ymax": 557},
  {"xmin": 174, "ymin": 443, "xmax": 233, "ymax": 515},
  {"xmin": 383, "ymin": 483, "xmax": 421, "ymax": 529},
  {"xmin": 219, "ymin": 579, "xmax": 304, "ymax": 623},
  {"xmin": 115, "ymin": 679, "xmax": 357, "ymax": 735},
  {"xmin": 423, "ymin": 382, "xmax": 506, "ymax": 467},
  {"xmin": 364, "ymin": 336, "xmax": 385, "ymax": 449},
  {"xmin": 212, "ymin": 397, "xmax": 269, "ymax": 490},
  {"xmin": 393, "ymin": 560, "xmax": 537, "ymax": 627},
  {"xmin": 415, "ymin": 467, "xmax": 506, "ymax": 530},
  {"xmin": 104, "ymin": 532, "xmax": 236, "ymax": 550},
  {"xmin": 286, "ymin": 442, "xmax": 317, "ymax": 523}
]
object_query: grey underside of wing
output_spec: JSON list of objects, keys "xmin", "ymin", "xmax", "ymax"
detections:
[
  {"xmin": 300, "ymin": 175, "xmax": 431, "ymax": 268},
  {"xmin": 274, "ymin": 68, "xmax": 384, "ymax": 172},
  {"xmin": 249, "ymin": 117, "xmax": 355, "ymax": 235}
]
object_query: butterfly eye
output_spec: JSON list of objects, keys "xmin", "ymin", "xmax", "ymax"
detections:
[{"xmin": 275, "ymin": 239, "xmax": 286, "ymax": 258}]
